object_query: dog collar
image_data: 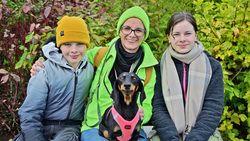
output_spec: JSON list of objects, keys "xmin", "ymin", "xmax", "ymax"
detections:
[{"xmin": 110, "ymin": 105, "xmax": 140, "ymax": 141}]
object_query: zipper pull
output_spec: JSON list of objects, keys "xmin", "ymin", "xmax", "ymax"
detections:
[
  {"xmin": 74, "ymin": 71, "xmax": 78, "ymax": 84},
  {"xmin": 184, "ymin": 125, "xmax": 191, "ymax": 136}
]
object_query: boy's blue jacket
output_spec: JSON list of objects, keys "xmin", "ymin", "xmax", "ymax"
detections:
[{"xmin": 18, "ymin": 42, "xmax": 94, "ymax": 141}]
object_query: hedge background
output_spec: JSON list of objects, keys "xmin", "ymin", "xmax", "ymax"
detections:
[{"xmin": 0, "ymin": 0, "xmax": 249, "ymax": 140}]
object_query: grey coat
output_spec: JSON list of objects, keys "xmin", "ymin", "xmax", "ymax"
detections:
[{"xmin": 18, "ymin": 42, "xmax": 94, "ymax": 141}]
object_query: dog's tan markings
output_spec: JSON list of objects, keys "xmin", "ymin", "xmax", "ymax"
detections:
[
  {"xmin": 103, "ymin": 130, "xmax": 109, "ymax": 139},
  {"xmin": 118, "ymin": 85, "xmax": 122, "ymax": 91},
  {"xmin": 135, "ymin": 85, "xmax": 139, "ymax": 91},
  {"xmin": 135, "ymin": 125, "xmax": 140, "ymax": 132},
  {"xmin": 114, "ymin": 125, "xmax": 121, "ymax": 132},
  {"xmin": 130, "ymin": 84, "xmax": 136, "ymax": 92},
  {"xmin": 122, "ymin": 84, "xmax": 137, "ymax": 105},
  {"xmin": 120, "ymin": 84, "xmax": 125, "ymax": 91},
  {"xmin": 123, "ymin": 94, "xmax": 132, "ymax": 105}
]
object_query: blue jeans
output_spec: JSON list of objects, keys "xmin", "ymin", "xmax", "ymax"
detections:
[{"xmin": 81, "ymin": 128, "xmax": 147, "ymax": 141}]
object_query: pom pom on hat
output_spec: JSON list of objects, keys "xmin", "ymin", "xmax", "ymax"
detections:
[
  {"xmin": 56, "ymin": 16, "xmax": 90, "ymax": 47},
  {"xmin": 116, "ymin": 6, "xmax": 150, "ymax": 40}
]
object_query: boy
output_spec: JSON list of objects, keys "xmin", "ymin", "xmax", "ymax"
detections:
[{"xmin": 15, "ymin": 16, "xmax": 93, "ymax": 141}]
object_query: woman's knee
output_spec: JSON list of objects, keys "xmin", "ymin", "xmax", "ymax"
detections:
[{"xmin": 81, "ymin": 128, "xmax": 108, "ymax": 141}]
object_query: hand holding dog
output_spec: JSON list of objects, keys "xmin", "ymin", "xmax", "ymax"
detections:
[{"xmin": 139, "ymin": 106, "xmax": 144, "ymax": 121}]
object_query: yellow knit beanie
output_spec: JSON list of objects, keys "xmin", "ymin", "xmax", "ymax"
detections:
[{"xmin": 56, "ymin": 16, "xmax": 90, "ymax": 47}]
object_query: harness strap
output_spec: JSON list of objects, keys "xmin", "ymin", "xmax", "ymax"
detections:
[{"xmin": 111, "ymin": 105, "xmax": 140, "ymax": 141}]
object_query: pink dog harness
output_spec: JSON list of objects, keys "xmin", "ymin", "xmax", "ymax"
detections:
[{"xmin": 108, "ymin": 105, "xmax": 140, "ymax": 141}]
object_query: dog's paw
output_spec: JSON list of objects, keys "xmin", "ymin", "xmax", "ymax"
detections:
[{"xmin": 103, "ymin": 130, "xmax": 109, "ymax": 140}]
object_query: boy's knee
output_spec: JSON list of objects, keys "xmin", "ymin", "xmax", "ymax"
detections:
[{"xmin": 53, "ymin": 126, "xmax": 81, "ymax": 141}]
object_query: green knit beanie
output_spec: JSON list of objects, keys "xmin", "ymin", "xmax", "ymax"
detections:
[{"xmin": 117, "ymin": 6, "xmax": 150, "ymax": 40}]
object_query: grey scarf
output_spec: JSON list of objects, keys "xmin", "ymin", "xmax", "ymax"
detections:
[{"xmin": 160, "ymin": 41, "xmax": 212, "ymax": 139}]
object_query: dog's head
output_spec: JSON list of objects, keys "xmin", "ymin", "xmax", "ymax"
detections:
[{"xmin": 111, "ymin": 72, "xmax": 146, "ymax": 106}]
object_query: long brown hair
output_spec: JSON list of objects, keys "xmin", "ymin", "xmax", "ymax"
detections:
[{"xmin": 165, "ymin": 11, "xmax": 198, "ymax": 38}]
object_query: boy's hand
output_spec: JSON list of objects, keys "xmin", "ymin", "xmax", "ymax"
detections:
[{"xmin": 30, "ymin": 59, "xmax": 45, "ymax": 76}]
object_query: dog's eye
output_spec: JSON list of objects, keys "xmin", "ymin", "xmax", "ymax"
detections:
[{"xmin": 132, "ymin": 77, "xmax": 136, "ymax": 80}]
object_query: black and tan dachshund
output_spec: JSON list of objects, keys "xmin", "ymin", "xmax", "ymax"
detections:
[{"xmin": 99, "ymin": 72, "xmax": 146, "ymax": 141}]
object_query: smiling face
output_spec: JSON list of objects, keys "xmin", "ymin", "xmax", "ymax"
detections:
[
  {"xmin": 60, "ymin": 42, "xmax": 86, "ymax": 69},
  {"xmin": 168, "ymin": 20, "xmax": 198, "ymax": 54},
  {"xmin": 119, "ymin": 18, "xmax": 145, "ymax": 53}
]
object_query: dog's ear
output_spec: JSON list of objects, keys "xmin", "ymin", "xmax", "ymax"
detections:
[
  {"xmin": 111, "ymin": 80, "xmax": 119, "ymax": 103},
  {"xmin": 138, "ymin": 80, "xmax": 146, "ymax": 106}
]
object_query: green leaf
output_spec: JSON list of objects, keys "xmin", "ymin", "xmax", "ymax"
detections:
[
  {"xmin": 238, "ymin": 104, "xmax": 246, "ymax": 111},
  {"xmin": 15, "ymin": 60, "xmax": 23, "ymax": 69},
  {"xmin": 45, "ymin": 26, "xmax": 52, "ymax": 29},
  {"xmin": 20, "ymin": 51, "xmax": 28, "ymax": 61},
  {"xmin": 19, "ymin": 45, "xmax": 26, "ymax": 50},
  {"xmin": 238, "ymin": 114, "xmax": 247, "ymax": 122},
  {"xmin": 222, "ymin": 41, "xmax": 232, "ymax": 50},
  {"xmin": 201, "ymin": 29, "xmax": 210, "ymax": 34},
  {"xmin": 216, "ymin": 30, "xmax": 222, "ymax": 39},
  {"xmin": 25, "ymin": 32, "xmax": 34, "ymax": 43},
  {"xmin": 227, "ymin": 122, "xmax": 234, "ymax": 129},
  {"xmin": 233, "ymin": 89, "xmax": 240, "ymax": 98},
  {"xmin": 228, "ymin": 132, "xmax": 236, "ymax": 140},
  {"xmin": 32, "ymin": 44, "xmax": 39, "ymax": 52},
  {"xmin": 225, "ymin": 86, "xmax": 234, "ymax": 100},
  {"xmin": 29, "ymin": 44, "xmax": 34, "ymax": 53},
  {"xmin": 226, "ymin": 80, "xmax": 234, "ymax": 86},
  {"xmin": 231, "ymin": 113, "xmax": 240, "ymax": 125}
]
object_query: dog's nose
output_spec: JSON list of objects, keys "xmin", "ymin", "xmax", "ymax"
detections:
[{"xmin": 124, "ymin": 83, "xmax": 131, "ymax": 89}]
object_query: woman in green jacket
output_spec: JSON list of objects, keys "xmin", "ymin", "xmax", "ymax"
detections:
[
  {"xmin": 30, "ymin": 6, "xmax": 158, "ymax": 140},
  {"xmin": 82, "ymin": 6, "xmax": 158, "ymax": 141}
]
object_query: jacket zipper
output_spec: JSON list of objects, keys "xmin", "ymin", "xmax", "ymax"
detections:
[
  {"xmin": 66, "ymin": 71, "xmax": 78, "ymax": 119},
  {"xmin": 182, "ymin": 62, "xmax": 186, "ymax": 102}
]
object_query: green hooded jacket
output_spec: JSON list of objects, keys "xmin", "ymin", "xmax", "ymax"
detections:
[{"xmin": 81, "ymin": 37, "xmax": 158, "ymax": 131}]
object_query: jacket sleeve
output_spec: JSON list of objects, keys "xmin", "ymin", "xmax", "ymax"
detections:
[
  {"xmin": 18, "ymin": 67, "xmax": 49, "ymax": 141},
  {"xmin": 86, "ymin": 47, "xmax": 103, "ymax": 64},
  {"xmin": 139, "ymin": 66, "xmax": 156, "ymax": 125},
  {"xmin": 185, "ymin": 59, "xmax": 224, "ymax": 141},
  {"xmin": 152, "ymin": 64, "xmax": 180, "ymax": 141}
]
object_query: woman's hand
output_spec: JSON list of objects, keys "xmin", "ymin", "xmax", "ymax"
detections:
[
  {"xmin": 139, "ymin": 106, "xmax": 144, "ymax": 121},
  {"xmin": 30, "ymin": 59, "xmax": 45, "ymax": 76}
]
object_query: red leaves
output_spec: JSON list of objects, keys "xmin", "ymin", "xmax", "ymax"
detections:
[
  {"xmin": 10, "ymin": 74, "xmax": 20, "ymax": 82},
  {"xmin": 40, "ymin": 28, "xmax": 51, "ymax": 33},
  {"xmin": 0, "ymin": 69, "xmax": 20, "ymax": 84},
  {"xmin": 22, "ymin": 5, "xmax": 30, "ymax": 13},
  {"xmin": 0, "ymin": 69, "xmax": 8, "ymax": 74},
  {"xmin": 30, "ymin": 23, "xmax": 35, "ymax": 32},
  {"xmin": 0, "ymin": 4, "xmax": 2, "ymax": 20},
  {"xmin": 2, "ymin": 0, "xmax": 7, "ymax": 4},
  {"xmin": 44, "ymin": 7, "xmax": 51, "ymax": 18},
  {"xmin": 53, "ymin": 6, "xmax": 64, "ymax": 14},
  {"xmin": 1, "ymin": 74, "xmax": 9, "ymax": 84}
]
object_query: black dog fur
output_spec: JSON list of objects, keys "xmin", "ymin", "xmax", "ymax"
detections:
[{"xmin": 99, "ymin": 72, "xmax": 146, "ymax": 141}]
